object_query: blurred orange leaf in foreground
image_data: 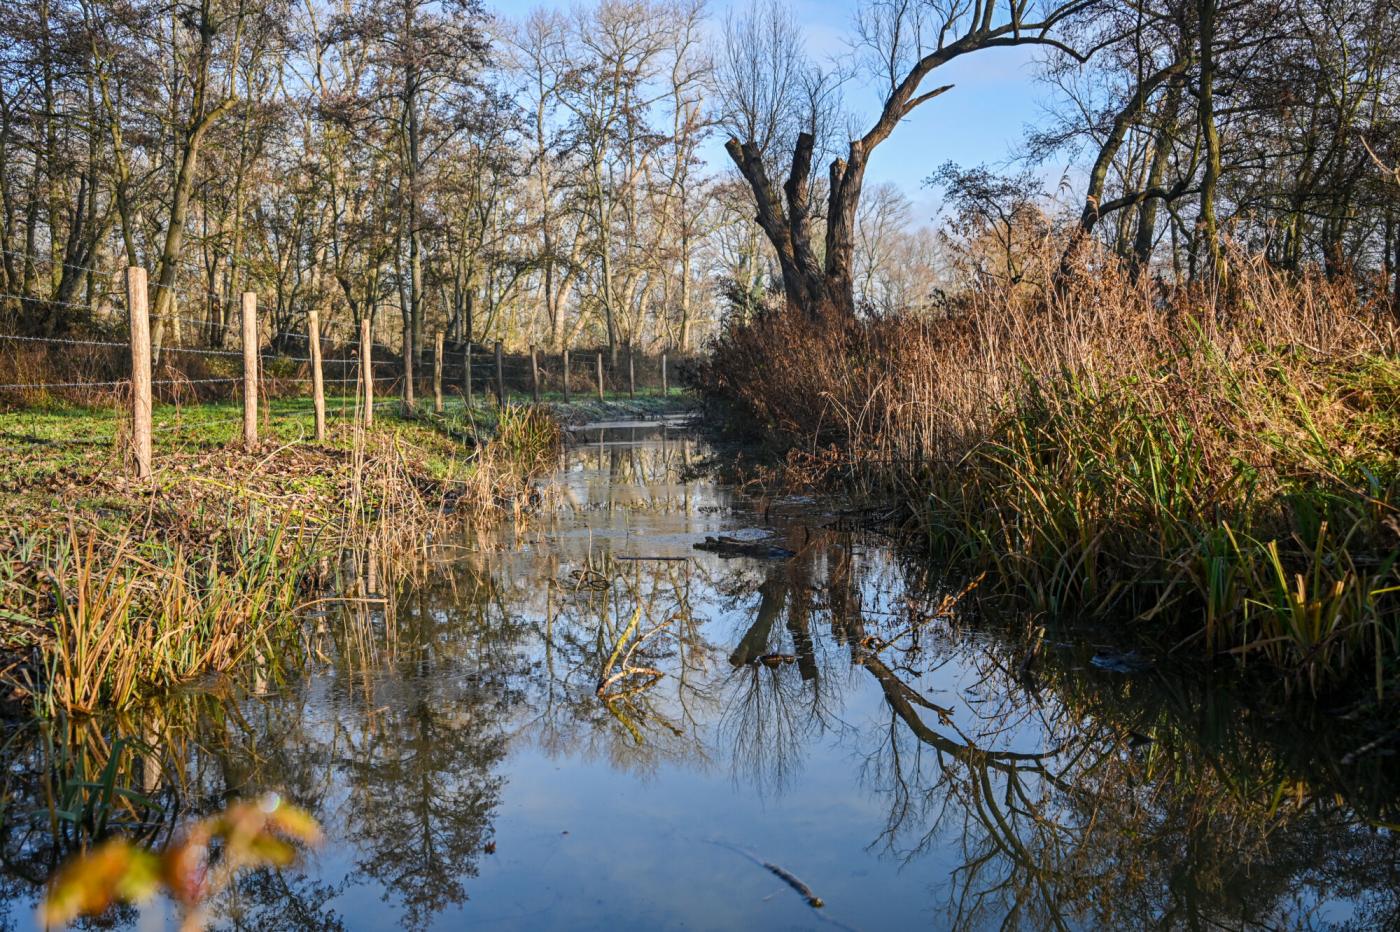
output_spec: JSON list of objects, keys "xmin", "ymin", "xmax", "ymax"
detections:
[{"xmin": 41, "ymin": 793, "xmax": 320, "ymax": 929}]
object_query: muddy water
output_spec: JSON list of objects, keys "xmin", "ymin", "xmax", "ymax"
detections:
[{"xmin": 1, "ymin": 421, "xmax": 1396, "ymax": 930}]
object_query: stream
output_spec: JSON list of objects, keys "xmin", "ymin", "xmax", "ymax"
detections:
[{"xmin": 1, "ymin": 418, "xmax": 1396, "ymax": 930}]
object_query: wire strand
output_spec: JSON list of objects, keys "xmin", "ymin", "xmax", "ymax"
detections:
[{"xmin": 0, "ymin": 333, "xmax": 129, "ymax": 350}]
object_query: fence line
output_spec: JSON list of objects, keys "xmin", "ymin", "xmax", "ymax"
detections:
[
  {"xmin": 0, "ymin": 248, "xmax": 116, "ymax": 278},
  {"xmin": 3, "ymin": 266, "xmax": 682, "ymax": 477},
  {"xmin": 0, "ymin": 291, "xmax": 112, "ymax": 312}
]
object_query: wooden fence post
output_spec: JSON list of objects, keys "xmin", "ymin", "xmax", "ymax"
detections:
[
  {"xmin": 628, "ymin": 346, "xmax": 636, "ymax": 399},
  {"xmin": 463, "ymin": 340, "xmax": 473, "ymax": 408},
  {"xmin": 241, "ymin": 292, "xmax": 258, "ymax": 450},
  {"xmin": 562, "ymin": 348, "xmax": 571, "ymax": 403},
  {"xmin": 308, "ymin": 310, "xmax": 326, "ymax": 441},
  {"xmin": 402, "ymin": 323, "xmax": 415, "ymax": 412},
  {"xmin": 361, "ymin": 317, "xmax": 374, "ymax": 428},
  {"xmin": 126, "ymin": 266, "xmax": 152, "ymax": 479},
  {"xmin": 661, "ymin": 351, "xmax": 668, "ymax": 396},
  {"xmin": 530, "ymin": 344, "xmax": 540, "ymax": 402},
  {"xmin": 433, "ymin": 330, "xmax": 444, "ymax": 414},
  {"xmin": 495, "ymin": 340, "xmax": 505, "ymax": 407}
]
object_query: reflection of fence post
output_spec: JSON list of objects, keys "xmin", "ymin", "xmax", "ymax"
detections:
[
  {"xmin": 530, "ymin": 344, "xmax": 541, "ymax": 402},
  {"xmin": 308, "ymin": 310, "xmax": 326, "ymax": 442},
  {"xmin": 562, "ymin": 348, "xmax": 571, "ymax": 403},
  {"xmin": 628, "ymin": 346, "xmax": 636, "ymax": 399},
  {"xmin": 361, "ymin": 317, "xmax": 373, "ymax": 428},
  {"xmin": 495, "ymin": 340, "xmax": 505, "ymax": 407},
  {"xmin": 596, "ymin": 351, "xmax": 604, "ymax": 402},
  {"xmin": 433, "ymin": 330, "xmax": 444, "ymax": 414},
  {"xmin": 241, "ymin": 292, "xmax": 258, "ymax": 450},
  {"xmin": 463, "ymin": 339, "xmax": 473, "ymax": 408},
  {"xmin": 661, "ymin": 351, "xmax": 668, "ymax": 396},
  {"xmin": 401, "ymin": 323, "xmax": 415, "ymax": 412},
  {"xmin": 126, "ymin": 266, "xmax": 152, "ymax": 479}
]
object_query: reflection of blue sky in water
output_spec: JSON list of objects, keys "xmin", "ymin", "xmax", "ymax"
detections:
[{"xmin": 0, "ymin": 424, "xmax": 1394, "ymax": 930}]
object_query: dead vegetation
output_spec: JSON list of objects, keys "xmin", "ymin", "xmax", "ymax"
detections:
[
  {"xmin": 696, "ymin": 242, "xmax": 1400, "ymax": 695},
  {"xmin": 0, "ymin": 403, "xmax": 561, "ymax": 714}
]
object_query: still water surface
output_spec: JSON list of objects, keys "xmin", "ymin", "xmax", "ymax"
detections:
[{"xmin": 1, "ymin": 421, "xmax": 1396, "ymax": 930}]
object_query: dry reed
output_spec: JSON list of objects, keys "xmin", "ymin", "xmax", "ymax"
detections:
[{"xmin": 697, "ymin": 242, "xmax": 1400, "ymax": 694}]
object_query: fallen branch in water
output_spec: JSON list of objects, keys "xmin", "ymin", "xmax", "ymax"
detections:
[
  {"xmin": 595, "ymin": 606, "xmax": 677, "ymax": 699},
  {"xmin": 693, "ymin": 535, "xmax": 796, "ymax": 560},
  {"xmin": 596, "ymin": 665, "xmax": 663, "ymax": 698}
]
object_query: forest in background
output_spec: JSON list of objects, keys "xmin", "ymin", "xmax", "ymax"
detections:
[{"xmin": 2, "ymin": 0, "xmax": 1397, "ymax": 369}]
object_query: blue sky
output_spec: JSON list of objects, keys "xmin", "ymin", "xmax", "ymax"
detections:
[{"xmin": 488, "ymin": 0, "xmax": 1061, "ymax": 224}]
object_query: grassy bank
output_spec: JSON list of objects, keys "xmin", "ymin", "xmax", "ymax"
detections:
[
  {"xmin": 0, "ymin": 396, "xmax": 560, "ymax": 715},
  {"xmin": 697, "ymin": 253, "xmax": 1400, "ymax": 698}
]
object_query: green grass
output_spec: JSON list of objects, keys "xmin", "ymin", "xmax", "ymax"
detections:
[{"xmin": 0, "ymin": 392, "xmax": 569, "ymax": 715}]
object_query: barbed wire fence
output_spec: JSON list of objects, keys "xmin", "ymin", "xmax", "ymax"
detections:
[{"xmin": 1, "ymin": 261, "xmax": 680, "ymax": 478}]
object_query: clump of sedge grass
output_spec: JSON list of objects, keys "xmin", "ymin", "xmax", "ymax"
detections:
[{"xmin": 1, "ymin": 520, "xmax": 311, "ymax": 716}]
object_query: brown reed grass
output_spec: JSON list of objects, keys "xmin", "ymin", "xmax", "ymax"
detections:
[{"xmin": 696, "ymin": 242, "xmax": 1400, "ymax": 695}]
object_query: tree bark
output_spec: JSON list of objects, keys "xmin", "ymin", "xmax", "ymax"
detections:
[{"xmin": 1196, "ymin": 0, "xmax": 1226, "ymax": 287}]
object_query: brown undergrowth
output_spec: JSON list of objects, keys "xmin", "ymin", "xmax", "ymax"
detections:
[{"xmin": 696, "ymin": 245, "xmax": 1400, "ymax": 696}]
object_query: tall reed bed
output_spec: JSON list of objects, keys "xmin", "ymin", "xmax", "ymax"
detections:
[{"xmin": 697, "ymin": 247, "xmax": 1400, "ymax": 694}]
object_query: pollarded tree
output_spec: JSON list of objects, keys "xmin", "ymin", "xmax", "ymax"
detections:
[{"xmin": 721, "ymin": 0, "xmax": 1107, "ymax": 319}]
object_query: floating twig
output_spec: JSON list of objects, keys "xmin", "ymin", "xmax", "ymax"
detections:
[{"xmin": 706, "ymin": 840, "xmax": 827, "ymax": 910}]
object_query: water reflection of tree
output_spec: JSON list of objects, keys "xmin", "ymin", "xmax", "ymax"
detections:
[
  {"xmin": 4, "ymin": 436, "xmax": 1399, "ymax": 931},
  {"xmin": 213, "ymin": 867, "xmax": 348, "ymax": 931},
  {"xmin": 0, "ymin": 552, "xmax": 527, "ymax": 931},
  {"xmin": 340, "ymin": 697, "xmax": 504, "ymax": 929},
  {"xmin": 323, "ymin": 561, "xmax": 525, "ymax": 930},
  {"xmin": 725, "ymin": 524, "xmax": 1400, "ymax": 930},
  {"xmin": 718, "ymin": 551, "xmax": 844, "ymax": 794},
  {"xmin": 845, "ymin": 604, "xmax": 1400, "ymax": 929},
  {"xmin": 527, "ymin": 559, "xmax": 720, "ymax": 774},
  {"xmin": 558, "ymin": 431, "xmax": 699, "ymax": 516}
]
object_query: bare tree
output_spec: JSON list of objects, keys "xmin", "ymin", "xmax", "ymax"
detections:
[{"xmin": 721, "ymin": 0, "xmax": 1102, "ymax": 319}]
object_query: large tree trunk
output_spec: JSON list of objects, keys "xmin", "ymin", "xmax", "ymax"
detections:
[
  {"xmin": 1131, "ymin": 81, "xmax": 1184, "ymax": 280},
  {"xmin": 1196, "ymin": 0, "xmax": 1226, "ymax": 287},
  {"xmin": 723, "ymin": 134, "xmax": 837, "ymax": 318}
]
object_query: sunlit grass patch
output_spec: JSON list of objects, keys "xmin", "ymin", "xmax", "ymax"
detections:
[{"xmin": 0, "ymin": 395, "xmax": 566, "ymax": 714}]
